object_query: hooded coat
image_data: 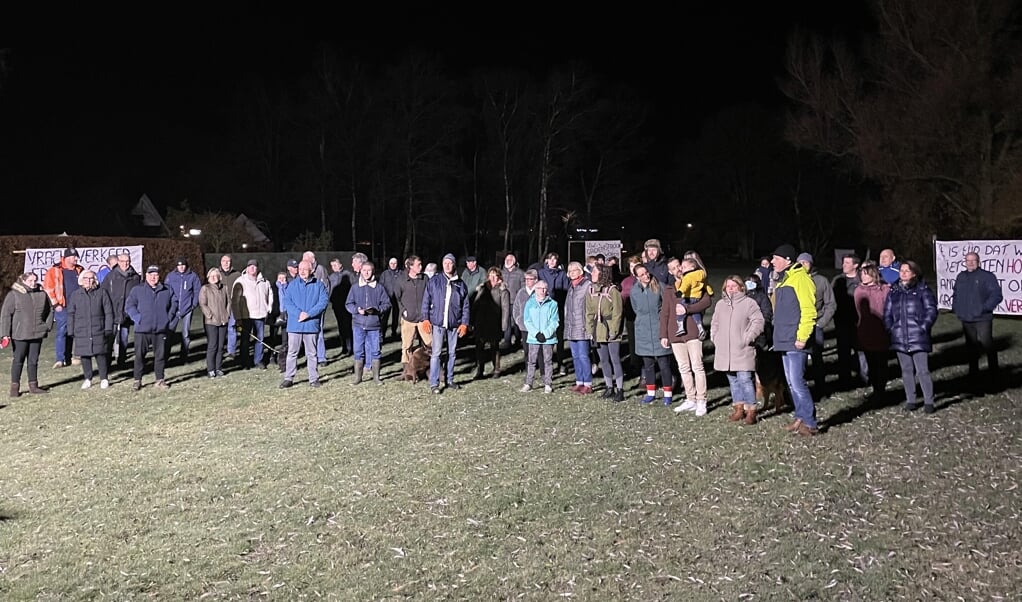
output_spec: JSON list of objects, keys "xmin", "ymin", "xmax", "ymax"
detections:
[
  {"xmin": 1, "ymin": 281, "xmax": 52, "ymax": 341},
  {"xmin": 710, "ymin": 291, "xmax": 764, "ymax": 372}
]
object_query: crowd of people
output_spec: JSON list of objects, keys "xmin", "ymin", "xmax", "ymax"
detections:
[{"xmin": 0, "ymin": 241, "xmax": 1005, "ymax": 437}]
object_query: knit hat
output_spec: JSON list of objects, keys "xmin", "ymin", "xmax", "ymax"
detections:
[
  {"xmin": 442, "ymin": 253, "xmax": 456, "ymax": 264},
  {"xmin": 63, "ymin": 247, "xmax": 79, "ymax": 258},
  {"xmin": 773, "ymin": 244, "xmax": 797, "ymax": 262},
  {"xmin": 176, "ymin": 257, "xmax": 188, "ymax": 266},
  {"xmin": 796, "ymin": 252, "xmax": 813, "ymax": 265},
  {"xmin": 643, "ymin": 238, "xmax": 662, "ymax": 251}
]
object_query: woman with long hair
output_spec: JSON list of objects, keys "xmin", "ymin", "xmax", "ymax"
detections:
[
  {"xmin": 586, "ymin": 263, "xmax": 625, "ymax": 401},
  {"xmin": 854, "ymin": 261, "xmax": 891, "ymax": 402},
  {"xmin": 883, "ymin": 260, "xmax": 938, "ymax": 413},
  {"xmin": 630, "ymin": 265, "xmax": 675, "ymax": 405},
  {"xmin": 472, "ymin": 267, "xmax": 511, "ymax": 379}
]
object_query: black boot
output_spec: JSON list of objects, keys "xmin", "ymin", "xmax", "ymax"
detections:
[{"xmin": 353, "ymin": 360, "xmax": 364, "ymax": 385}]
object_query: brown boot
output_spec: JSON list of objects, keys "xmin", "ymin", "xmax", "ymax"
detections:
[
  {"xmin": 9, "ymin": 382, "xmax": 20, "ymax": 398},
  {"xmin": 28, "ymin": 381, "xmax": 49, "ymax": 394},
  {"xmin": 783, "ymin": 418, "xmax": 803, "ymax": 432},
  {"xmin": 744, "ymin": 405, "xmax": 757, "ymax": 425},
  {"xmin": 728, "ymin": 404, "xmax": 745, "ymax": 422}
]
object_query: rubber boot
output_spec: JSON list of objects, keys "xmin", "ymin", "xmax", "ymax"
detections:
[
  {"xmin": 28, "ymin": 381, "xmax": 49, "ymax": 394},
  {"xmin": 493, "ymin": 351, "xmax": 501, "ymax": 378},
  {"xmin": 744, "ymin": 405, "xmax": 757, "ymax": 425},
  {"xmin": 353, "ymin": 360, "xmax": 364, "ymax": 385},
  {"xmin": 728, "ymin": 403, "xmax": 745, "ymax": 422},
  {"xmin": 371, "ymin": 359, "xmax": 383, "ymax": 385},
  {"xmin": 9, "ymin": 382, "xmax": 20, "ymax": 398}
]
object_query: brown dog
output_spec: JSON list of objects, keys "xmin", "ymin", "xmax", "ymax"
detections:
[
  {"xmin": 402, "ymin": 343, "xmax": 431, "ymax": 384},
  {"xmin": 755, "ymin": 350, "xmax": 790, "ymax": 414}
]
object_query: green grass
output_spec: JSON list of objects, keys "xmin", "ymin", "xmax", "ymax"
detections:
[{"xmin": 0, "ymin": 313, "xmax": 1019, "ymax": 600}]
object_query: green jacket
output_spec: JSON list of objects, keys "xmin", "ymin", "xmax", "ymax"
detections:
[{"xmin": 585, "ymin": 284, "xmax": 623, "ymax": 343}]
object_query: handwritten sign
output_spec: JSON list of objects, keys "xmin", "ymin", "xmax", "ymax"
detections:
[
  {"xmin": 584, "ymin": 240, "xmax": 622, "ymax": 264},
  {"xmin": 934, "ymin": 239, "xmax": 1022, "ymax": 315},
  {"xmin": 23, "ymin": 246, "xmax": 144, "ymax": 281}
]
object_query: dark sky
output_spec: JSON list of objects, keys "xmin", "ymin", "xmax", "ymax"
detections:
[{"xmin": 0, "ymin": 5, "xmax": 869, "ymax": 233}]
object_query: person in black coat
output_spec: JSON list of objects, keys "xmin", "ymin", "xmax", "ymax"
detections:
[
  {"xmin": 67, "ymin": 270, "xmax": 115, "ymax": 389},
  {"xmin": 125, "ymin": 265, "xmax": 179, "ymax": 391},
  {"xmin": 101, "ymin": 253, "xmax": 141, "ymax": 367},
  {"xmin": 883, "ymin": 260, "xmax": 938, "ymax": 413}
]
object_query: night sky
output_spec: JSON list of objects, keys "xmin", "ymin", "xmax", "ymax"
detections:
[{"xmin": 0, "ymin": 5, "xmax": 869, "ymax": 237}]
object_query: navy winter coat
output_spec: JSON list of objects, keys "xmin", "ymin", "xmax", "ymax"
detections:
[
  {"xmin": 883, "ymin": 280, "xmax": 937, "ymax": 353},
  {"xmin": 345, "ymin": 280, "xmax": 392, "ymax": 330},
  {"xmin": 421, "ymin": 273, "xmax": 470, "ymax": 329},
  {"xmin": 951, "ymin": 268, "xmax": 1002, "ymax": 322},
  {"xmin": 125, "ymin": 283, "xmax": 179, "ymax": 334},
  {"xmin": 165, "ymin": 269, "xmax": 203, "ymax": 316}
]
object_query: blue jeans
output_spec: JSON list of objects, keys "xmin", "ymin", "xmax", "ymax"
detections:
[
  {"xmin": 177, "ymin": 309, "xmax": 193, "ymax": 355},
  {"xmin": 239, "ymin": 318, "xmax": 265, "ymax": 367},
  {"xmin": 54, "ymin": 309, "xmax": 70, "ymax": 364},
  {"xmin": 568, "ymin": 339, "xmax": 592, "ymax": 385},
  {"xmin": 429, "ymin": 326, "xmax": 460, "ymax": 387},
  {"xmin": 726, "ymin": 371, "xmax": 756, "ymax": 405},
  {"xmin": 353, "ymin": 327, "xmax": 382, "ymax": 362},
  {"xmin": 782, "ymin": 351, "xmax": 816, "ymax": 428},
  {"xmin": 227, "ymin": 314, "xmax": 237, "ymax": 355}
]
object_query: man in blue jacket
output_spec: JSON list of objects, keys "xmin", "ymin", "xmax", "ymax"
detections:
[
  {"xmin": 125, "ymin": 265, "xmax": 178, "ymax": 391},
  {"xmin": 280, "ymin": 260, "xmax": 330, "ymax": 389},
  {"xmin": 421, "ymin": 253, "xmax": 470, "ymax": 394},
  {"xmin": 952, "ymin": 252, "xmax": 1003, "ymax": 390},
  {"xmin": 165, "ymin": 257, "xmax": 202, "ymax": 363}
]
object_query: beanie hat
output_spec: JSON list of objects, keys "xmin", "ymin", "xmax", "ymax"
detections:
[
  {"xmin": 773, "ymin": 244, "xmax": 797, "ymax": 262},
  {"xmin": 442, "ymin": 253, "xmax": 456, "ymax": 264},
  {"xmin": 796, "ymin": 252, "xmax": 813, "ymax": 265}
]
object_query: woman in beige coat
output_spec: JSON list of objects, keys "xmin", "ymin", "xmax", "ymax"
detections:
[
  {"xmin": 710, "ymin": 275, "xmax": 765, "ymax": 424},
  {"xmin": 199, "ymin": 267, "xmax": 231, "ymax": 378}
]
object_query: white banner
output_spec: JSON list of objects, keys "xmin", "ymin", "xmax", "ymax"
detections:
[
  {"xmin": 933, "ymin": 239, "xmax": 1022, "ymax": 315},
  {"xmin": 23, "ymin": 246, "xmax": 144, "ymax": 281},
  {"xmin": 584, "ymin": 240, "xmax": 622, "ymax": 264}
]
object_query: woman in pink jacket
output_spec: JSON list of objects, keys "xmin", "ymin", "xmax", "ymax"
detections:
[{"xmin": 854, "ymin": 261, "xmax": 891, "ymax": 403}]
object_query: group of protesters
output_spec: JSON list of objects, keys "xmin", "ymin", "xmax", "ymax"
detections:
[{"xmin": 1, "ymin": 241, "xmax": 1005, "ymax": 437}]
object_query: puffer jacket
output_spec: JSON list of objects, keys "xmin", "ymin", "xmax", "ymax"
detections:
[
  {"xmin": 232, "ymin": 273, "xmax": 274, "ymax": 320},
  {"xmin": 472, "ymin": 281, "xmax": 510, "ymax": 341},
  {"xmin": 772, "ymin": 263, "xmax": 817, "ymax": 352},
  {"xmin": 523, "ymin": 295, "xmax": 559, "ymax": 345},
  {"xmin": 66, "ymin": 286, "xmax": 114, "ymax": 356},
  {"xmin": 283, "ymin": 276, "xmax": 330, "ymax": 334},
  {"xmin": 42, "ymin": 258, "xmax": 84, "ymax": 308},
  {"xmin": 710, "ymin": 292, "xmax": 764, "ymax": 372},
  {"xmin": 165, "ymin": 269, "xmax": 203, "ymax": 315},
  {"xmin": 421, "ymin": 273, "xmax": 470, "ymax": 329},
  {"xmin": 883, "ymin": 279, "xmax": 937, "ymax": 353},
  {"xmin": 854, "ymin": 283, "xmax": 890, "ymax": 352},
  {"xmin": 199, "ymin": 282, "xmax": 231, "ymax": 326},
  {"xmin": 952, "ymin": 268, "xmax": 1002, "ymax": 322},
  {"xmin": 630, "ymin": 280, "xmax": 671, "ymax": 357},
  {"xmin": 563, "ymin": 278, "xmax": 590, "ymax": 341},
  {"xmin": 125, "ymin": 283, "xmax": 178, "ymax": 334},
  {"xmin": 1, "ymin": 281, "xmax": 52, "ymax": 340},
  {"xmin": 584, "ymin": 284, "xmax": 623, "ymax": 343},
  {"xmin": 102, "ymin": 266, "xmax": 141, "ymax": 324},
  {"xmin": 345, "ymin": 279, "xmax": 392, "ymax": 330}
]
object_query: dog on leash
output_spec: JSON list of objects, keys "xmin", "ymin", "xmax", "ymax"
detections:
[
  {"xmin": 756, "ymin": 350, "xmax": 789, "ymax": 414},
  {"xmin": 402, "ymin": 343, "xmax": 431, "ymax": 383}
]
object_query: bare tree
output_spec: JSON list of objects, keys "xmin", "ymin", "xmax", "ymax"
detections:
[{"xmin": 782, "ymin": 0, "xmax": 1022, "ymax": 252}]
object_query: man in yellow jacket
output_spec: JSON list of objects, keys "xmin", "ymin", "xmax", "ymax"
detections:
[{"xmin": 770, "ymin": 244, "xmax": 818, "ymax": 437}]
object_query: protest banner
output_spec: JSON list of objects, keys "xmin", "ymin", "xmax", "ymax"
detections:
[
  {"xmin": 583, "ymin": 240, "xmax": 622, "ymax": 264},
  {"xmin": 933, "ymin": 239, "xmax": 1022, "ymax": 315},
  {"xmin": 23, "ymin": 246, "xmax": 144, "ymax": 280}
]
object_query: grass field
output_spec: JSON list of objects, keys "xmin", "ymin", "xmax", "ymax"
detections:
[{"xmin": 0, "ymin": 309, "xmax": 1019, "ymax": 600}]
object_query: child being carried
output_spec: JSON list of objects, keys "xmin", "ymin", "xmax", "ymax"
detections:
[{"xmin": 675, "ymin": 257, "xmax": 712, "ymax": 339}]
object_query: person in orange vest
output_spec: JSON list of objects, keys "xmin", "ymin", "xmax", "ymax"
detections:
[{"xmin": 42, "ymin": 247, "xmax": 84, "ymax": 368}]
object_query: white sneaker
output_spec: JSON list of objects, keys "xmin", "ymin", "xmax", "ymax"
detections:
[
  {"xmin": 81, "ymin": 379, "xmax": 91, "ymax": 390},
  {"xmin": 520, "ymin": 384, "xmax": 532, "ymax": 393},
  {"xmin": 100, "ymin": 379, "xmax": 109, "ymax": 389},
  {"xmin": 674, "ymin": 399, "xmax": 698, "ymax": 413},
  {"xmin": 695, "ymin": 401, "xmax": 707, "ymax": 417},
  {"xmin": 544, "ymin": 385, "xmax": 553, "ymax": 394}
]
